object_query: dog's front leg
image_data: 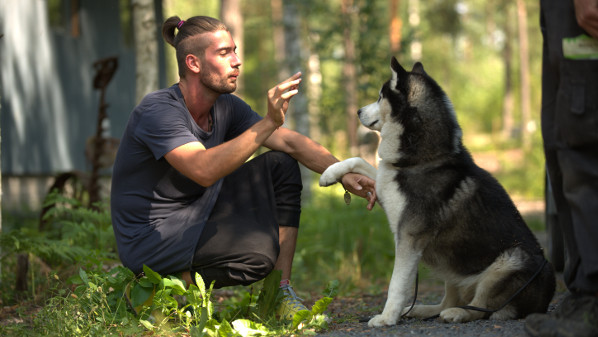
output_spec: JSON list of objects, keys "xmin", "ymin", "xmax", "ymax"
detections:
[
  {"xmin": 319, "ymin": 157, "xmax": 377, "ymax": 186},
  {"xmin": 403, "ymin": 281, "xmax": 460, "ymax": 319},
  {"xmin": 368, "ymin": 237, "xmax": 421, "ymax": 327}
]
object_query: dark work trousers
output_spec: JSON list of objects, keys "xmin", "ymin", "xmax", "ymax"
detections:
[
  {"xmin": 190, "ymin": 151, "xmax": 302, "ymax": 288},
  {"xmin": 540, "ymin": 0, "xmax": 598, "ymax": 294}
]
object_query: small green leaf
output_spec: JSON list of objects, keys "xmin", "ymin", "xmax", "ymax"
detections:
[
  {"xmin": 217, "ymin": 319, "xmax": 234, "ymax": 337},
  {"xmin": 79, "ymin": 268, "xmax": 89, "ymax": 285},
  {"xmin": 139, "ymin": 319, "xmax": 154, "ymax": 330},
  {"xmin": 143, "ymin": 265, "xmax": 162, "ymax": 284},
  {"xmin": 189, "ymin": 325, "xmax": 205, "ymax": 337},
  {"xmin": 256, "ymin": 270, "xmax": 282, "ymax": 318},
  {"xmin": 311, "ymin": 297, "xmax": 333, "ymax": 315},
  {"xmin": 323, "ymin": 280, "xmax": 339, "ymax": 297},
  {"xmin": 196, "ymin": 306, "xmax": 209, "ymax": 332},
  {"xmin": 291, "ymin": 309, "xmax": 312, "ymax": 329},
  {"xmin": 163, "ymin": 277, "xmax": 186, "ymax": 295},
  {"xmin": 130, "ymin": 283, "xmax": 154, "ymax": 308},
  {"xmin": 194, "ymin": 272, "xmax": 206, "ymax": 296},
  {"xmin": 232, "ymin": 319, "xmax": 268, "ymax": 336},
  {"xmin": 138, "ymin": 277, "xmax": 154, "ymax": 288}
]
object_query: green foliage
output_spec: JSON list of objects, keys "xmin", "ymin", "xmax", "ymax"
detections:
[
  {"xmin": 0, "ymin": 189, "xmax": 117, "ymax": 267},
  {"xmin": 1, "ymin": 182, "xmax": 544, "ymax": 335},
  {"xmin": 25, "ymin": 265, "xmax": 336, "ymax": 336},
  {"xmin": 294, "ymin": 183, "xmax": 395, "ymax": 294},
  {"xmin": 33, "ymin": 267, "xmax": 141, "ymax": 336},
  {"xmin": 256, "ymin": 270, "xmax": 283, "ymax": 318},
  {"xmin": 0, "ymin": 188, "xmax": 118, "ymax": 305}
]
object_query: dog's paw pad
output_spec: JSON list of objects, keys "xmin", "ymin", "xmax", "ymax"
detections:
[
  {"xmin": 318, "ymin": 171, "xmax": 337, "ymax": 187},
  {"xmin": 319, "ymin": 162, "xmax": 345, "ymax": 187}
]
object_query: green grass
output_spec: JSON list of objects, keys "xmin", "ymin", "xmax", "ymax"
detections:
[
  {"xmin": 293, "ymin": 179, "xmax": 546, "ymax": 297},
  {"xmin": 0, "ymin": 179, "xmax": 545, "ymax": 336},
  {"xmin": 294, "ymin": 183, "xmax": 394, "ymax": 295}
]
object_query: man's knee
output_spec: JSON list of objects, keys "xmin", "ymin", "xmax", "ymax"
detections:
[
  {"xmin": 193, "ymin": 251, "xmax": 277, "ymax": 288},
  {"xmin": 263, "ymin": 151, "xmax": 302, "ymax": 182},
  {"xmin": 234, "ymin": 252, "xmax": 277, "ymax": 285}
]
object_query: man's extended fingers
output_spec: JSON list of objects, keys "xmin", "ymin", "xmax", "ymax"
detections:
[
  {"xmin": 276, "ymin": 78, "xmax": 302, "ymax": 93},
  {"xmin": 280, "ymin": 88, "xmax": 299, "ymax": 100},
  {"xmin": 284, "ymin": 71, "xmax": 302, "ymax": 83}
]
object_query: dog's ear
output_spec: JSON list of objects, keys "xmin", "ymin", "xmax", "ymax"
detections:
[
  {"xmin": 412, "ymin": 62, "xmax": 427, "ymax": 75},
  {"xmin": 390, "ymin": 57, "xmax": 408, "ymax": 91}
]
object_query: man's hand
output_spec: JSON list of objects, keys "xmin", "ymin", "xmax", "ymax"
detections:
[
  {"xmin": 267, "ymin": 72, "xmax": 302, "ymax": 127},
  {"xmin": 574, "ymin": 0, "xmax": 598, "ymax": 39},
  {"xmin": 341, "ymin": 173, "xmax": 377, "ymax": 210}
]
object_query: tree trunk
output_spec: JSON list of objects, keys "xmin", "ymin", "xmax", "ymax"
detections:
[
  {"xmin": 15, "ymin": 253, "xmax": 28, "ymax": 293},
  {"xmin": 342, "ymin": 0, "xmax": 358, "ymax": 156},
  {"xmin": 271, "ymin": 0, "xmax": 289, "ymax": 80},
  {"xmin": 272, "ymin": 0, "xmax": 312, "ymax": 197},
  {"xmin": 502, "ymin": 4, "xmax": 515, "ymax": 139},
  {"xmin": 517, "ymin": 0, "xmax": 532, "ymax": 149},
  {"xmin": 132, "ymin": 0, "xmax": 159, "ymax": 103},
  {"xmin": 220, "ymin": 0, "xmax": 244, "ymax": 97},
  {"xmin": 389, "ymin": 0, "xmax": 402, "ymax": 54},
  {"xmin": 0, "ymin": 32, "xmax": 2, "ymax": 277},
  {"xmin": 409, "ymin": 0, "xmax": 422, "ymax": 60},
  {"xmin": 307, "ymin": 51, "xmax": 322, "ymax": 143}
]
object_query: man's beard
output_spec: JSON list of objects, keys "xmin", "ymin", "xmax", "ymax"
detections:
[{"xmin": 200, "ymin": 70, "xmax": 237, "ymax": 94}]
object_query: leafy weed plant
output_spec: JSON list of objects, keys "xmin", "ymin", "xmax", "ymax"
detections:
[{"xmin": 28, "ymin": 265, "xmax": 335, "ymax": 336}]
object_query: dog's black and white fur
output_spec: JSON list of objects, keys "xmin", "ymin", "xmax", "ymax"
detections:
[{"xmin": 320, "ymin": 57, "xmax": 555, "ymax": 327}]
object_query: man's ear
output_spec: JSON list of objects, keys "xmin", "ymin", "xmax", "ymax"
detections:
[{"xmin": 185, "ymin": 54, "xmax": 201, "ymax": 74}]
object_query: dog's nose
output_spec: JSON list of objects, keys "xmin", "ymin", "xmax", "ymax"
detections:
[{"xmin": 357, "ymin": 109, "xmax": 362, "ymax": 116}]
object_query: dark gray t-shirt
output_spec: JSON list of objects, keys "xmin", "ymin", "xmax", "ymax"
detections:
[{"xmin": 111, "ymin": 84, "xmax": 261, "ymax": 275}]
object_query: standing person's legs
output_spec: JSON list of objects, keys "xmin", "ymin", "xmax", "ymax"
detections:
[
  {"xmin": 185, "ymin": 151, "xmax": 302, "ymax": 289},
  {"xmin": 557, "ymin": 147, "xmax": 598, "ymax": 293},
  {"xmin": 527, "ymin": 2, "xmax": 598, "ymax": 336},
  {"xmin": 539, "ymin": 0, "xmax": 598, "ymax": 297}
]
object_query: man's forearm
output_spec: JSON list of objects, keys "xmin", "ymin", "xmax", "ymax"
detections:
[
  {"xmin": 291, "ymin": 140, "xmax": 339, "ymax": 174},
  {"xmin": 266, "ymin": 128, "xmax": 339, "ymax": 174},
  {"xmin": 166, "ymin": 116, "xmax": 280, "ymax": 187}
]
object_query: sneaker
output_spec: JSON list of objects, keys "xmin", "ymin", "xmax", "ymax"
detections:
[
  {"xmin": 525, "ymin": 292, "xmax": 598, "ymax": 337},
  {"xmin": 277, "ymin": 284, "xmax": 309, "ymax": 320}
]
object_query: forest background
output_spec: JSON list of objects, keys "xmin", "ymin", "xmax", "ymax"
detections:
[
  {"xmin": 164, "ymin": 0, "xmax": 545, "ymax": 200},
  {"xmin": 1, "ymin": 0, "xmax": 550, "ymax": 334}
]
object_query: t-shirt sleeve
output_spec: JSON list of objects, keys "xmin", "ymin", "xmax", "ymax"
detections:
[{"xmin": 135, "ymin": 102, "xmax": 198, "ymax": 160}]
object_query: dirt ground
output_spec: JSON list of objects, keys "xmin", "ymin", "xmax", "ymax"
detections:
[{"xmin": 314, "ymin": 277, "xmax": 567, "ymax": 337}]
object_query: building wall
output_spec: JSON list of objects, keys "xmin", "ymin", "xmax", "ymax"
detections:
[{"xmin": 0, "ymin": 0, "xmax": 166, "ymax": 211}]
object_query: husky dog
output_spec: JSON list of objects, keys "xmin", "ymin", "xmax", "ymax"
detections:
[{"xmin": 320, "ymin": 57, "xmax": 555, "ymax": 327}]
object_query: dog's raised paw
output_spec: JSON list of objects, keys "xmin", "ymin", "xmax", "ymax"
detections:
[
  {"xmin": 367, "ymin": 314, "xmax": 397, "ymax": 327},
  {"xmin": 319, "ymin": 162, "xmax": 347, "ymax": 187}
]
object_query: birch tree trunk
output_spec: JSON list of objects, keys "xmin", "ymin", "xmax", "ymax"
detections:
[
  {"xmin": 502, "ymin": 4, "xmax": 515, "ymax": 139},
  {"xmin": 307, "ymin": 50, "xmax": 322, "ymax": 143},
  {"xmin": 220, "ymin": 0, "xmax": 244, "ymax": 96},
  {"xmin": 271, "ymin": 0, "xmax": 288, "ymax": 80},
  {"xmin": 341, "ymin": 0, "xmax": 358, "ymax": 156},
  {"xmin": 409, "ymin": 0, "xmax": 422, "ymax": 60},
  {"xmin": 272, "ymin": 0, "xmax": 312, "ymax": 197},
  {"xmin": 0, "ymin": 33, "xmax": 2, "ymax": 276},
  {"xmin": 132, "ymin": 0, "xmax": 159, "ymax": 103},
  {"xmin": 517, "ymin": 0, "xmax": 532, "ymax": 149}
]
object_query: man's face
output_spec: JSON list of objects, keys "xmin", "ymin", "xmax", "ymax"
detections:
[{"xmin": 198, "ymin": 30, "xmax": 241, "ymax": 94}]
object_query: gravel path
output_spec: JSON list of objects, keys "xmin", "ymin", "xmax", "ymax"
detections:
[
  {"xmin": 314, "ymin": 218, "xmax": 560, "ymax": 336},
  {"xmin": 315, "ymin": 277, "xmax": 566, "ymax": 337}
]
